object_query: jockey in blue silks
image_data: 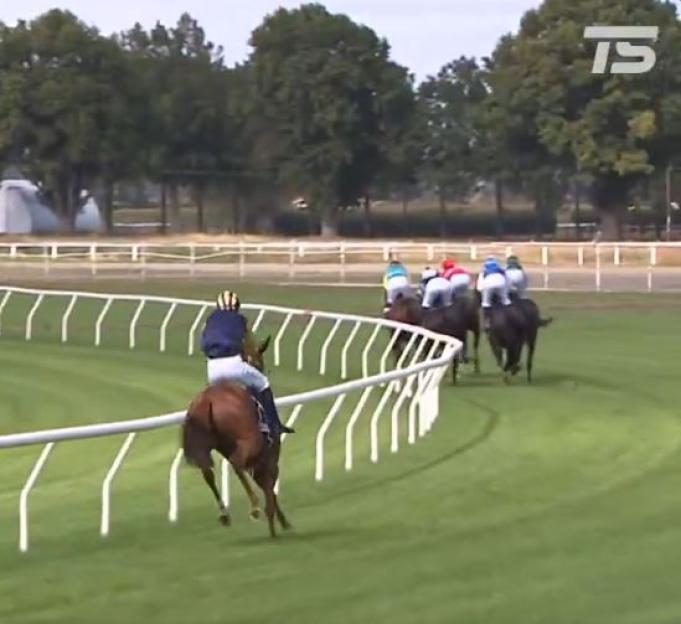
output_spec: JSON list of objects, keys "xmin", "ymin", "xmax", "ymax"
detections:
[
  {"xmin": 477, "ymin": 256, "xmax": 511, "ymax": 329},
  {"xmin": 382, "ymin": 260, "xmax": 412, "ymax": 311},
  {"xmin": 201, "ymin": 290, "xmax": 294, "ymax": 440}
]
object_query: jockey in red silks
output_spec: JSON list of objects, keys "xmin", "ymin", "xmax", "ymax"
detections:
[{"xmin": 440, "ymin": 258, "xmax": 471, "ymax": 298}]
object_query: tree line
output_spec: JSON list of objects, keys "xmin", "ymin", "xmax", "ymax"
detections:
[{"xmin": 0, "ymin": 1, "xmax": 680, "ymax": 238}]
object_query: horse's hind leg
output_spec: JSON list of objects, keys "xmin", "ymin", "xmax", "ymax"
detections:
[
  {"xmin": 526, "ymin": 330, "xmax": 537, "ymax": 384},
  {"xmin": 472, "ymin": 327, "xmax": 481, "ymax": 374},
  {"xmin": 201, "ymin": 467, "xmax": 230, "ymax": 526},
  {"xmin": 503, "ymin": 343, "xmax": 522, "ymax": 382},
  {"xmin": 232, "ymin": 465, "xmax": 262, "ymax": 520},
  {"xmin": 253, "ymin": 470, "xmax": 277, "ymax": 538},
  {"xmin": 274, "ymin": 496, "xmax": 292, "ymax": 531}
]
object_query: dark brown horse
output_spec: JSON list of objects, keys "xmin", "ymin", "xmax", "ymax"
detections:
[
  {"xmin": 385, "ymin": 295, "xmax": 481, "ymax": 383},
  {"xmin": 182, "ymin": 336, "xmax": 292, "ymax": 538},
  {"xmin": 486, "ymin": 299, "xmax": 553, "ymax": 383}
]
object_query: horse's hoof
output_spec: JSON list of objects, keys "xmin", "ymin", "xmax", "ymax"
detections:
[
  {"xmin": 219, "ymin": 514, "xmax": 231, "ymax": 527},
  {"xmin": 250, "ymin": 508, "xmax": 263, "ymax": 521}
]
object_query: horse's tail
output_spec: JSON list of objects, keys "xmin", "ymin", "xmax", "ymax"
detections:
[
  {"xmin": 182, "ymin": 394, "xmax": 216, "ymax": 469},
  {"xmin": 539, "ymin": 317, "xmax": 554, "ymax": 328}
]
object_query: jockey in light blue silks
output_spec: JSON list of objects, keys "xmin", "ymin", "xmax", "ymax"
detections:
[
  {"xmin": 420, "ymin": 267, "xmax": 454, "ymax": 309},
  {"xmin": 201, "ymin": 290, "xmax": 294, "ymax": 440},
  {"xmin": 383, "ymin": 260, "xmax": 412, "ymax": 311},
  {"xmin": 477, "ymin": 256, "xmax": 511, "ymax": 329},
  {"xmin": 506, "ymin": 255, "xmax": 528, "ymax": 300}
]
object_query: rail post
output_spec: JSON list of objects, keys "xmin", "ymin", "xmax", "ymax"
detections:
[
  {"xmin": 541, "ymin": 246, "xmax": 549, "ymax": 290},
  {"xmin": 19, "ymin": 442, "xmax": 55, "ymax": 552}
]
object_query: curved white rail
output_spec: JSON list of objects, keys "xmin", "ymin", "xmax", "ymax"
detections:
[{"xmin": 0, "ymin": 285, "xmax": 461, "ymax": 552}]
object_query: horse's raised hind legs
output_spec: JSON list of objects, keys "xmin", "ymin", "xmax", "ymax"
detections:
[
  {"xmin": 182, "ymin": 417, "xmax": 231, "ymax": 525},
  {"xmin": 201, "ymin": 466, "xmax": 231, "ymax": 526}
]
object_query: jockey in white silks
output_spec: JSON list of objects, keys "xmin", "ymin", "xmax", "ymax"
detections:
[
  {"xmin": 420, "ymin": 267, "xmax": 454, "ymax": 309},
  {"xmin": 382, "ymin": 260, "xmax": 412, "ymax": 311},
  {"xmin": 505, "ymin": 255, "xmax": 529, "ymax": 299},
  {"xmin": 478, "ymin": 256, "xmax": 511, "ymax": 329},
  {"xmin": 201, "ymin": 290, "xmax": 294, "ymax": 439},
  {"xmin": 440, "ymin": 258, "xmax": 471, "ymax": 298}
]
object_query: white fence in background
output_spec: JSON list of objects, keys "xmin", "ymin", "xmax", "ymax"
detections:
[
  {"xmin": 1, "ymin": 240, "xmax": 680, "ymax": 292},
  {"xmin": 0, "ymin": 285, "xmax": 460, "ymax": 552}
]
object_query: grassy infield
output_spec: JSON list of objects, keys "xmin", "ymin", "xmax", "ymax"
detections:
[{"xmin": 0, "ymin": 281, "xmax": 680, "ymax": 624}]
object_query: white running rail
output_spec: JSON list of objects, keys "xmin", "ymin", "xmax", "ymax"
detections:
[
  {"xmin": 0, "ymin": 285, "xmax": 461, "ymax": 552},
  {"xmin": 1, "ymin": 240, "xmax": 680, "ymax": 292}
]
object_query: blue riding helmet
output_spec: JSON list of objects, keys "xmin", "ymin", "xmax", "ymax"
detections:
[
  {"xmin": 385, "ymin": 261, "xmax": 408, "ymax": 280},
  {"xmin": 482, "ymin": 258, "xmax": 504, "ymax": 277}
]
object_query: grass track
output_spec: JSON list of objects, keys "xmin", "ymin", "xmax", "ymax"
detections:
[{"xmin": 1, "ymin": 283, "xmax": 681, "ymax": 623}]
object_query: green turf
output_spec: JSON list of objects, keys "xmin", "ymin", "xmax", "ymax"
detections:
[{"xmin": 1, "ymin": 284, "xmax": 681, "ymax": 624}]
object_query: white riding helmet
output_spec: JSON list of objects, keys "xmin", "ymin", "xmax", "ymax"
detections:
[{"xmin": 421, "ymin": 268, "xmax": 438, "ymax": 281}]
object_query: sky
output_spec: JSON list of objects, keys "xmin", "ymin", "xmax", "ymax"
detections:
[{"xmin": 0, "ymin": 0, "xmax": 542, "ymax": 80}]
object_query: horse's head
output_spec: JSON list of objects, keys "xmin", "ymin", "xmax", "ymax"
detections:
[{"xmin": 245, "ymin": 335, "xmax": 271, "ymax": 372}]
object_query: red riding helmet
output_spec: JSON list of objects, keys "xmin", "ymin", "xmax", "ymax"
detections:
[{"xmin": 441, "ymin": 258, "xmax": 456, "ymax": 271}]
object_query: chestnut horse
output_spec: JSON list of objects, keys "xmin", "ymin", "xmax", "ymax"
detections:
[{"xmin": 181, "ymin": 336, "xmax": 292, "ymax": 538}]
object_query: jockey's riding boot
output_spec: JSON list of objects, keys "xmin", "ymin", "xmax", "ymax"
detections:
[{"xmin": 259, "ymin": 387, "xmax": 295, "ymax": 437}]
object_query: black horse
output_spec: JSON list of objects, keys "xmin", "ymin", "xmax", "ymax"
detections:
[{"xmin": 486, "ymin": 298, "xmax": 553, "ymax": 383}]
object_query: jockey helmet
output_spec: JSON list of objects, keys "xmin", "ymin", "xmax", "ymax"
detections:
[
  {"xmin": 507, "ymin": 254, "xmax": 522, "ymax": 269},
  {"xmin": 441, "ymin": 258, "xmax": 455, "ymax": 271},
  {"xmin": 216, "ymin": 290, "xmax": 240, "ymax": 311},
  {"xmin": 421, "ymin": 267, "xmax": 438, "ymax": 281}
]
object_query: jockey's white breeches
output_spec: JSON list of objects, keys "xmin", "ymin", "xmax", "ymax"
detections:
[
  {"xmin": 480, "ymin": 273, "xmax": 511, "ymax": 308},
  {"xmin": 422, "ymin": 277, "xmax": 453, "ymax": 308},
  {"xmin": 449, "ymin": 273, "xmax": 471, "ymax": 296},
  {"xmin": 506, "ymin": 268, "xmax": 528, "ymax": 298},
  {"xmin": 385, "ymin": 276, "xmax": 412, "ymax": 305},
  {"xmin": 207, "ymin": 356, "xmax": 270, "ymax": 391}
]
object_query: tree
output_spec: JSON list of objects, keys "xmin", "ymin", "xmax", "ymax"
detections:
[
  {"xmin": 248, "ymin": 3, "xmax": 412, "ymax": 235},
  {"xmin": 487, "ymin": 0, "xmax": 681, "ymax": 239},
  {"xmin": 0, "ymin": 11, "xmax": 139, "ymax": 225},
  {"xmin": 419, "ymin": 57, "xmax": 487, "ymax": 237},
  {"xmin": 375, "ymin": 69, "xmax": 421, "ymax": 233},
  {"xmin": 121, "ymin": 14, "xmax": 231, "ymax": 233}
]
